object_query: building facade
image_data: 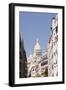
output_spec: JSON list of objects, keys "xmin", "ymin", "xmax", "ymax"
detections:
[
  {"xmin": 27, "ymin": 39, "xmax": 48, "ymax": 77},
  {"xmin": 27, "ymin": 15, "xmax": 58, "ymax": 78},
  {"xmin": 48, "ymin": 15, "xmax": 58, "ymax": 77},
  {"xmin": 19, "ymin": 35, "xmax": 27, "ymax": 78}
]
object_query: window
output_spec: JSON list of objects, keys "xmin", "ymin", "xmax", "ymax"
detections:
[
  {"xmin": 56, "ymin": 26, "xmax": 58, "ymax": 33},
  {"xmin": 41, "ymin": 61, "xmax": 48, "ymax": 66},
  {"xmin": 55, "ymin": 35, "xmax": 58, "ymax": 42}
]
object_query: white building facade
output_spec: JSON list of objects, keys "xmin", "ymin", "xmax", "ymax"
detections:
[
  {"xmin": 27, "ymin": 15, "xmax": 58, "ymax": 77},
  {"xmin": 27, "ymin": 39, "xmax": 48, "ymax": 77},
  {"xmin": 48, "ymin": 15, "xmax": 58, "ymax": 77}
]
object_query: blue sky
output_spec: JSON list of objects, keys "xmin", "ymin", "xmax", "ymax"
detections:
[{"xmin": 19, "ymin": 12, "xmax": 57, "ymax": 56}]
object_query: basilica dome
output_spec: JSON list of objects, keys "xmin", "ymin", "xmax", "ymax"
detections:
[{"xmin": 34, "ymin": 39, "xmax": 41, "ymax": 51}]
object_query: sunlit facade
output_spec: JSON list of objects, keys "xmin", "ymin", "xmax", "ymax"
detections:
[
  {"xmin": 27, "ymin": 39, "xmax": 48, "ymax": 77},
  {"xmin": 27, "ymin": 15, "xmax": 58, "ymax": 77},
  {"xmin": 48, "ymin": 15, "xmax": 58, "ymax": 77}
]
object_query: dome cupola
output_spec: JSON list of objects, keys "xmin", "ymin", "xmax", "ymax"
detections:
[
  {"xmin": 34, "ymin": 39, "xmax": 41, "ymax": 51},
  {"xmin": 34, "ymin": 39, "xmax": 41, "ymax": 56}
]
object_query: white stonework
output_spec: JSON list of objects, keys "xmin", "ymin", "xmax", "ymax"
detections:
[
  {"xmin": 27, "ymin": 15, "xmax": 58, "ymax": 77},
  {"xmin": 48, "ymin": 15, "xmax": 58, "ymax": 77},
  {"xmin": 27, "ymin": 39, "xmax": 48, "ymax": 77}
]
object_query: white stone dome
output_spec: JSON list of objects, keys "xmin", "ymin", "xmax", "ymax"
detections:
[{"xmin": 34, "ymin": 39, "xmax": 41, "ymax": 51}]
